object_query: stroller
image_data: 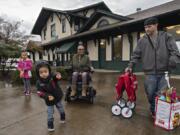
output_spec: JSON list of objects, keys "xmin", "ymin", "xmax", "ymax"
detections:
[{"xmin": 111, "ymin": 71, "xmax": 138, "ymax": 118}]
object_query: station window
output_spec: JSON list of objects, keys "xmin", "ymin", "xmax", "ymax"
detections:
[
  {"xmin": 166, "ymin": 24, "xmax": 180, "ymax": 52},
  {"xmin": 113, "ymin": 35, "xmax": 122, "ymax": 60}
]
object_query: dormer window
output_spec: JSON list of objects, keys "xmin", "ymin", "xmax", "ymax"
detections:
[
  {"xmin": 51, "ymin": 14, "xmax": 54, "ymax": 22},
  {"xmin": 43, "ymin": 27, "xmax": 47, "ymax": 40},
  {"xmin": 74, "ymin": 20, "xmax": 80, "ymax": 31},
  {"xmin": 51, "ymin": 24, "xmax": 56, "ymax": 38},
  {"xmin": 97, "ymin": 19, "xmax": 109, "ymax": 28},
  {"xmin": 62, "ymin": 18, "xmax": 66, "ymax": 33}
]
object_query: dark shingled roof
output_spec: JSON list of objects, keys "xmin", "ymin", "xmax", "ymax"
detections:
[
  {"xmin": 127, "ymin": 0, "xmax": 180, "ymax": 20},
  {"xmin": 66, "ymin": 1, "xmax": 112, "ymax": 13}
]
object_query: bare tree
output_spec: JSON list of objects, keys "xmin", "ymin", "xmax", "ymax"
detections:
[{"xmin": 0, "ymin": 16, "xmax": 34, "ymax": 81}]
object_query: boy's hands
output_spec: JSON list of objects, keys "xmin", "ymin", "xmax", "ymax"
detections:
[
  {"xmin": 48, "ymin": 95, "xmax": 54, "ymax": 101},
  {"xmin": 56, "ymin": 72, "xmax": 62, "ymax": 80}
]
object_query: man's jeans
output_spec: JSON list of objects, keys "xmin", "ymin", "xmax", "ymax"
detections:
[
  {"xmin": 47, "ymin": 101, "xmax": 65, "ymax": 123},
  {"xmin": 144, "ymin": 74, "xmax": 168, "ymax": 114}
]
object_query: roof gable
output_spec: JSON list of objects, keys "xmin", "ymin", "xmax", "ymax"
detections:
[
  {"xmin": 31, "ymin": 8, "xmax": 64, "ymax": 35},
  {"xmin": 31, "ymin": 7, "xmax": 89, "ymax": 35},
  {"xmin": 67, "ymin": 1, "xmax": 112, "ymax": 13},
  {"xmin": 78, "ymin": 10, "xmax": 131, "ymax": 33}
]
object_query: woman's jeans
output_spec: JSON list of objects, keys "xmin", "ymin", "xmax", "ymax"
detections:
[
  {"xmin": 47, "ymin": 101, "xmax": 65, "ymax": 123},
  {"xmin": 144, "ymin": 74, "xmax": 168, "ymax": 114},
  {"xmin": 22, "ymin": 78, "xmax": 31, "ymax": 94}
]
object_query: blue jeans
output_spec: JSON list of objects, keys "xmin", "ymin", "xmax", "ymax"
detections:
[
  {"xmin": 47, "ymin": 101, "xmax": 65, "ymax": 123},
  {"xmin": 144, "ymin": 74, "xmax": 168, "ymax": 114},
  {"xmin": 22, "ymin": 78, "xmax": 31, "ymax": 93}
]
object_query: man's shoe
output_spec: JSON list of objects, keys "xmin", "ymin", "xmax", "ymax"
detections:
[{"xmin": 150, "ymin": 112, "xmax": 155, "ymax": 120}]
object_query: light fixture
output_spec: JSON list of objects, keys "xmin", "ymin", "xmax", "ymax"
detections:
[
  {"xmin": 44, "ymin": 50, "xmax": 47, "ymax": 55},
  {"xmin": 117, "ymin": 35, "xmax": 122, "ymax": 38},
  {"xmin": 166, "ymin": 26, "xmax": 175, "ymax": 30},
  {"xmin": 140, "ymin": 32, "xmax": 145, "ymax": 38},
  {"xmin": 100, "ymin": 39, "xmax": 105, "ymax": 45},
  {"xmin": 79, "ymin": 41, "xmax": 83, "ymax": 45},
  {"xmin": 100, "ymin": 41, "xmax": 104, "ymax": 45},
  {"xmin": 176, "ymin": 30, "xmax": 180, "ymax": 34}
]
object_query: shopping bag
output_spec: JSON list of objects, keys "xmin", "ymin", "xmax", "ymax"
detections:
[{"xmin": 155, "ymin": 97, "xmax": 180, "ymax": 130}]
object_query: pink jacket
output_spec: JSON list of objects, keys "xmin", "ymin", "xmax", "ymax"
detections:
[{"xmin": 17, "ymin": 58, "xmax": 33, "ymax": 78}]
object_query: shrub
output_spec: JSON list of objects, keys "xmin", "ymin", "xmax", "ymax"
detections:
[
  {"xmin": 10, "ymin": 66, "xmax": 37, "ymax": 85},
  {"xmin": 52, "ymin": 67, "xmax": 68, "ymax": 80},
  {"xmin": 11, "ymin": 70, "xmax": 23, "ymax": 85}
]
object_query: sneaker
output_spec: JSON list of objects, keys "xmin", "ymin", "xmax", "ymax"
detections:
[
  {"xmin": 60, "ymin": 113, "xmax": 65, "ymax": 124},
  {"xmin": 59, "ymin": 120, "xmax": 66, "ymax": 124},
  {"xmin": 48, "ymin": 121, "xmax": 54, "ymax": 132},
  {"xmin": 48, "ymin": 128, "xmax": 55, "ymax": 132},
  {"xmin": 25, "ymin": 93, "xmax": 30, "ymax": 96}
]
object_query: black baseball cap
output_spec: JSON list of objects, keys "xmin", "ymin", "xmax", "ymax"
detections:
[{"xmin": 144, "ymin": 17, "xmax": 158, "ymax": 26}]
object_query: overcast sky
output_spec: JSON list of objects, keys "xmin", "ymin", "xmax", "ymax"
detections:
[{"xmin": 0, "ymin": 0, "xmax": 172, "ymax": 35}]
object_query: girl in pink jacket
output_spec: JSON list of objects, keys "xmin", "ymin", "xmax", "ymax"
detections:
[{"xmin": 17, "ymin": 51, "xmax": 33, "ymax": 95}]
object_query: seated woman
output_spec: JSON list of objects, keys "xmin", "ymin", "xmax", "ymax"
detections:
[{"xmin": 70, "ymin": 44, "xmax": 91, "ymax": 97}]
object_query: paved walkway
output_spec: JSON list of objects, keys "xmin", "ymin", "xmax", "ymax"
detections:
[
  {"xmin": 0, "ymin": 72, "xmax": 180, "ymax": 135},
  {"xmin": 94, "ymin": 69, "xmax": 180, "ymax": 79}
]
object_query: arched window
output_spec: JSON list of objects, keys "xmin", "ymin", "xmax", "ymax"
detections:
[{"xmin": 97, "ymin": 19, "xmax": 109, "ymax": 28}]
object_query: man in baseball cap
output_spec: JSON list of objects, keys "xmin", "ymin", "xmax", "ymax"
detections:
[{"xmin": 125, "ymin": 16, "xmax": 179, "ymax": 118}]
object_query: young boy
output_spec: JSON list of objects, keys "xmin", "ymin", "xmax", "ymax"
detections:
[{"xmin": 35, "ymin": 60, "xmax": 65, "ymax": 132}]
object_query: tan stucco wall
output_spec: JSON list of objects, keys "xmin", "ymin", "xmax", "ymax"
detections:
[
  {"xmin": 61, "ymin": 17, "xmax": 72, "ymax": 38},
  {"xmin": 30, "ymin": 53, "xmax": 33, "ymax": 61},
  {"xmin": 64, "ymin": 53, "xmax": 67, "ymax": 61},
  {"xmin": 59, "ymin": 54, "xmax": 62, "ymax": 61},
  {"xmin": 48, "ymin": 49, "xmax": 53, "ymax": 61},
  {"xmin": 41, "ymin": 13, "xmax": 60, "ymax": 44},
  {"xmin": 132, "ymin": 32, "xmax": 138, "ymax": 50},
  {"xmin": 87, "ymin": 40, "xmax": 98, "ymax": 61},
  {"xmin": 122, "ymin": 34, "xmax": 130, "ymax": 61},
  {"xmin": 86, "ymin": 9, "xmax": 95, "ymax": 17},
  {"xmin": 106, "ymin": 37, "xmax": 112, "ymax": 61},
  {"xmin": 43, "ymin": 55, "xmax": 48, "ymax": 61},
  {"xmin": 35, "ymin": 52, "xmax": 39, "ymax": 61},
  {"xmin": 41, "ymin": 13, "xmax": 73, "ymax": 44}
]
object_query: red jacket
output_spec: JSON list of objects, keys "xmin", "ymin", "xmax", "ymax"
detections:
[{"xmin": 115, "ymin": 72, "xmax": 138, "ymax": 102}]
